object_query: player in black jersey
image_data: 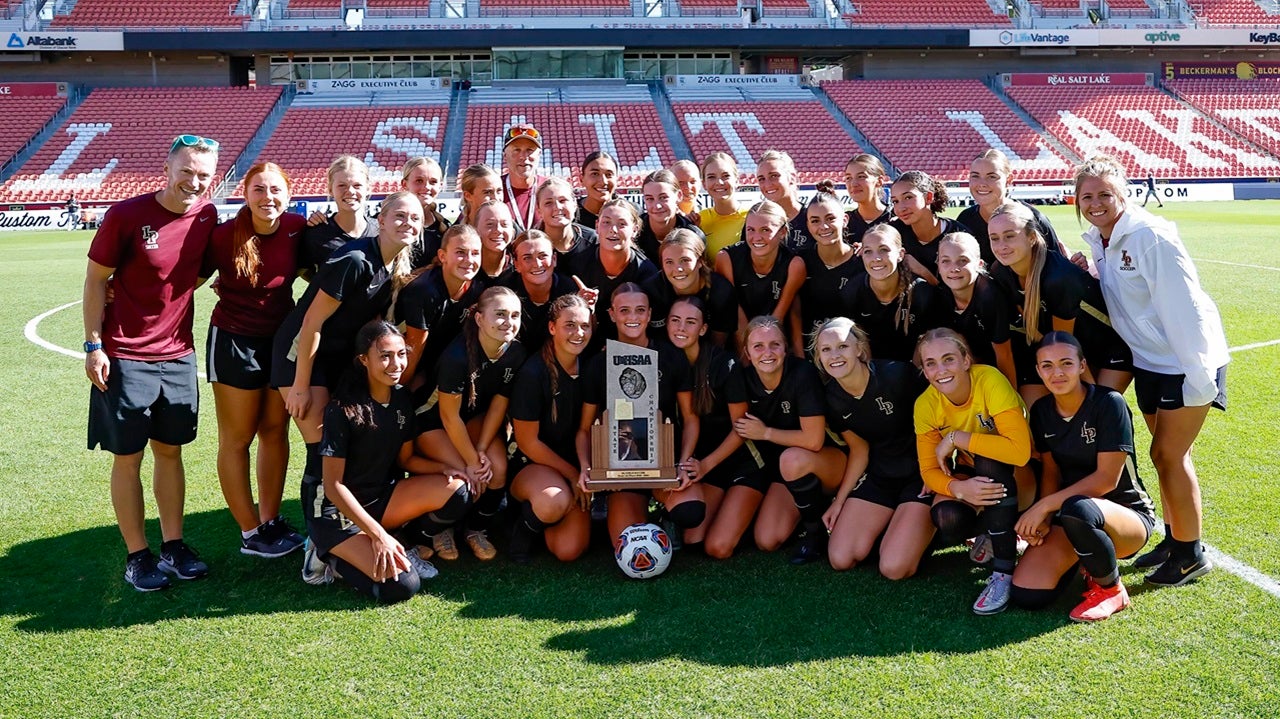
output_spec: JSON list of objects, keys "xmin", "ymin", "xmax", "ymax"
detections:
[
  {"xmin": 576, "ymin": 284, "xmax": 705, "ymax": 547},
  {"xmin": 936, "ymin": 232, "xmax": 1017, "ymax": 388},
  {"xmin": 507, "ymin": 294, "xmax": 595, "ymax": 563},
  {"xmin": 475, "ymin": 200, "xmax": 517, "ymax": 288},
  {"xmin": 665, "ymin": 296, "xmax": 739, "ymax": 550},
  {"xmin": 275, "ymin": 191, "xmax": 421, "ymax": 496},
  {"xmin": 987, "ymin": 202, "xmax": 1132, "ymax": 408},
  {"xmin": 889, "ymin": 170, "xmax": 962, "ymax": 285},
  {"xmin": 575, "ymin": 151, "xmax": 619, "ymax": 230},
  {"xmin": 304, "ymin": 321, "xmax": 470, "ymax": 602},
  {"xmin": 636, "ymin": 168, "xmax": 705, "ymax": 262},
  {"xmin": 395, "ymin": 224, "xmax": 484, "ymax": 391},
  {"xmin": 536, "ymin": 176, "xmax": 598, "ymax": 278},
  {"xmin": 714, "ymin": 200, "xmax": 806, "ymax": 354},
  {"xmin": 849, "ymin": 224, "xmax": 946, "ymax": 362},
  {"xmin": 704, "ymin": 317, "xmax": 827, "ymax": 560},
  {"xmin": 795, "ymin": 181, "xmax": 863, "ymax": 352},
  {"xmin": 1012, "ymin": 332, "xmax": 1157, "ymax": 621},
  {"xmin": 955, "ymin": 149, "xmax": 1066, "ymax": 264},
  {"xmin": 400, "ymin": 156, "xmax": 452, "ymax": 268},
  {"xmin": 507, "ymin": 230, "xmax": 578, "ymax": 353},
  {"xmin": 573, "ymin": 199, "xmax": 660, "ymax": 355},
  {"xmin": 458, "ymin": 164, "xmax": 503, "ymax": 228},
  {"xmin": 642, "ymin": 229, "xmax": 738, "ymax": 346},
  {"xmin": 413, "ymin": 287, "xmax": 526, "ymax": 562},
  {"xmin": 301, "ymin": 155, "xmax": 379, "ymax": 276},
  {"xmin": 754, "ymin": 150, "xmax": 812, "ymax": 252},
  {"xmin": 810, "ymin": 319, "xmax": 935, "ymax": 576},
  {"xmin": 843, "ymin": 154, "xmax": 894, "ymax": 246}
]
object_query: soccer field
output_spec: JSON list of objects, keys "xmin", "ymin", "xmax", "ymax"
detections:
[{"xmin": 1, "ymin": 201, "xmax": 1278, "ymax": 718}]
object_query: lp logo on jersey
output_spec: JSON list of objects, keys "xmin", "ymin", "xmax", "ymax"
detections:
[
  {"xmin": 1080, "ymin": 422, "xmax": 1096, "ymax": 444},
  {"xmin": 875, "ymin": 396, "xmax": 894, "ymax": 415},
  {"xmin": 771, "ymin": 281, "xmax": 781, "ymax": 300},
  {"xmin": 396, "ymin": 409, "xmax": 407, "ymax": 430},
  {"xmin": 141, "ymin": 226, "xmax": 159, "ymax": 250},
  {"xmin": 780, "ymin": 401, "xmax": 792, "ymax": 415},
  {"xmin": 976, "ymin": 413, "xmax": 996, "ymax": 432},
  {"xmin": 503, "ymin": 367, "xmax": 514, "ymax": 383},
  {"xmin": 1119, "ymin": 250, "xmax": 1136, "ymax": 272}
]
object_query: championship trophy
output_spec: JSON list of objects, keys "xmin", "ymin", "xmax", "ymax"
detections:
[{"xmin": 587, "ymin": 340, "xmax": 680, "ymax": 490}]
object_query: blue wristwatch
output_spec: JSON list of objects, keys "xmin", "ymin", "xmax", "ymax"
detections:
[{"xmin": 84, "ymin": 341, "xmax": 103, "ymax": 353}]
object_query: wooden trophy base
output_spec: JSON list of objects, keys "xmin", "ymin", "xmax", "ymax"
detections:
[{"xmin": 586, "ymin": 410, "xmax": 680, "ymax": 490}]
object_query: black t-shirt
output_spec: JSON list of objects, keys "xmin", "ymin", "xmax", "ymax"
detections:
[
  {"xmin": 798, "ymin": 245, "xmax": 865, "ymax": 337},
  {"xmin": 641, "ymin": 271, "xmax": 739, "ymax": 337},
  {"xmin": 319, "ymin": 386, "xmax": 415, "ymax": 505},
  {"xmin": 781, "ymin": 211, "xmax": 814, "ymax": 254},
  {"xmin": 824, "ymin": 359, "xmax": 926, "ymax": 480},
  {"xmin": 940, "ymin": 273, "xmax": 1013, "ymax": 368},
  {"xmin": 890, "ymin": 216, "xmax": 963, "ymax": 280},
  {"xmin": 302, "ymin": 213, "xmax": 379, "ymax": 276},
  {"xmin": 475, "ymin": 258, "xmax": 517, "ymax": 292},
  {"xmin": 724, "ymin": 241, "xmax": 797, "ymax": 320},
  {"xmin": 394, "ymin": 267, "xmax": 483, "ymax": 382},
  {"xmin": 956, "ymin": 201, "xmax": 1063, "ymax": 266},
  {"xmin": 505, "ymin": 271, "xmax": 576, "ymax": 354},
  {"xmin": 279, "ymin": 237, "xmax": 394, "ymax": 361},
  {"xmin": 421, "ymin": 334, "xmax": 527, "ymax": 425},
  {"xmin": 572, "ymin": 250, "xmax": 660, "ymax": 355},
  {"xmin": 689, "ymin": 345, "xmax": 738, "ymax": 457},
  {"xmin": 507, "ymin": 355, "xmax": 584, "ymax": 464},
  {"xmin": 551, "ymin": 225, "xmax": 599, "ymax": 279},
  {"xmin": 636, "ymin": 213, "xmax": 705, "ymax": 267},
  {"xmin": 844, "ymin": 206, "xmax": 893, "ymax": 246},
  {"xmin": 1030, "ymin": 384, "xmax": 1155, "ymax": 518},
  {"xmin": 991, "ymin": 250, "xmax": 1103, "ymax": 340},
  {"xmin": 725, "ymin": 356, "xmax": 825, "ymax": 435},
  {"xmin": 583, "ymin": 338, "xmax": 692, "ymax": 421},
  {"xmin": 412, "ymin": 213, "xmax": 452, "ymax": 270},
  {"xmin": 848, "ymin": 274, "xmax": 946, "ymax": 362}
]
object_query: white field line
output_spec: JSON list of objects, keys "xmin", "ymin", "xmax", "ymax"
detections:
[
  {"xmin": 21, "ymin": 299, "xmax": 1280, "ymax": 599},
  {"xmin": 1195, "ymin": 258, "xmax": 1280, "ymax": 273}
]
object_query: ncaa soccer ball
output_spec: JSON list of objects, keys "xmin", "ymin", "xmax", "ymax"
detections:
[{"xmin": 614, "ymin": 523, "xmax": 672, "ymax": 580}]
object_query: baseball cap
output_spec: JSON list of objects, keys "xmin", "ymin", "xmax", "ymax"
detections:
[{"xmin": 503, "ymin": 124, "xmax": 542, "ymax": 150}]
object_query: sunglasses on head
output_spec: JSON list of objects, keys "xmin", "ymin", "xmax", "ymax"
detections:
[
  {"xmin": 505, "ymin": 126, "xmax": 540, "ymax": 142},
  {"xmin": 170, "ymin": 135, "xmax": 220, "ymax": 153}
]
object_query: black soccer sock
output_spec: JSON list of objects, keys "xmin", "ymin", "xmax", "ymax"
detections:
[
  {"xmin": 1059, "ymin": 495, "xmax": 1119, "ymax": 587},
  {"xmin": 667, "ymin": 500, "xmax": 706, "ymax": 530},
  {"xmin": 1158, "ymin": 523, "xmax": 1172, "ymax": 547},
  {"xmin": 469, "ymin": 488, "xmax": 506, "ymax": 531},
  {"xmin": 1171, "ymin": 537, "xmax": 1203, "ymax": 564},
  {"xmin": 331, "ymin": 557, "xmax": 421, "ymax": 605},
  {"xmin": 405, "ymin": 483, "xmax": 472, "ymax": 538},
  {"xmin": 931, "ymin": 500, "xmax": 979, "ymax": 545},
  {"xmin": 519, "ymin": 500, "xmax": 548, "ymax": 534},
  {"xmin": 303, "ymin": 442, "xmax": 321, "ymax": 482},
  {"xmin": 973, "ymin": 456, "xmax": 1019, "ymax": 574},
  {"xmin": 786, "ymin": 474, "xmax": 826, "ymax": 525},
  {"xmin": 1010, "ymin": 564, "xmax": 1078, "ymax": 611}
]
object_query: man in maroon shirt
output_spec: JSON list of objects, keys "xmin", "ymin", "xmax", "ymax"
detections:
[
  {"xmin": 501, "ymin": 123, "xmax": 550, "ymax": 233},
  {"xmin": 83, "ymin": 135, "xmax": 219, "ymax": 592}
]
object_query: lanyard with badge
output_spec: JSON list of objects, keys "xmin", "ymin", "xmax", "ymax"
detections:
[{"xmin": 505, "ymin": 173, "xmax": 537, "ymax": 231}]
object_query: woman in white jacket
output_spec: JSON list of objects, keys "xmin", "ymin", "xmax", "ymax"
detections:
[{"xmin": 1073, "ymin": 155, "xmax": 1228, "ymax": 588}]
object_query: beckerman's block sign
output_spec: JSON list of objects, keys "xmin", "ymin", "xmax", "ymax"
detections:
[{"xmin": 588, "ymin": 340, "xmax": 679, "ymax": 490}]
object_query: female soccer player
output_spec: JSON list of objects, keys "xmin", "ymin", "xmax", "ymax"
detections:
[
  {"xmin": 206, "ymin": 162, "xmax": 307, "ymax": 557},
  {"xmin": 889, "ymin": 170, "xmax": 962, "ymax": 284},
  {"xmin": 812, "ymin": 319, "xmax": 934, "ymax": 577},
  {"xmin": 576, "ymin": 284, "xmax": 705, "ymax": 546},
  {"xmin": 714, "ymin": 200, "xmax": 805, "ymax": 350},
  {"xmin": 535, "ymin": 176, "xmax": 597, "ymax": 277},
  {"xmin": 698, "ymin": 152, "xmax": 749, "ymax": 260},
  {"xmin": 577, "ymin": 199, "xmax": 660, "ymax": 352},
  {"xmin": 641, "ymin": 228, "xmax": 738, "ymax": 346},
  {"xmin": 302, "ymin": 321, "xmax": 469, "ymax": 602},
  {"xmin": 475, "ymin": 199, "xmax": 517, "ymax": 288},
  {"xmin": 988, "ymin": 201, "xmax": 1131, "ymax": 408},
  {"xmin": 935, "ymin": 232, "xmax": 1017, "ymax": 389},
  {"xmin": 1011, "ymin": 332, "xmax": 1156, "ymax": 620},
  {"xmin": 754, "ymin": 150, "xmax": 811, "ymax": 252},
  {"xmin": 914, "ymin": 328, "xmax": 1031, "ymax": 615},
  {"xmin": 508, "ymin": 229, "xmax": 577, "ymax": 353},
  {"xmin": 955, "ymin": 149, "xmax": 1066, "ymax": 264},
  {"xmin": 400, "ymin": 156, "xmax": 451, "ymax": 267},
  {"xmin": 274, "ymin": 191, "xmax": 420, "ymax": 494},
  {"xmin": 705, "ymin": 316, "xmax": 826, "ymax": 559},
  {"xmin": 795, "ymin": 181, "xmax": 863, "ymax": 349},
  {"xmin": 1075, "ymin": 154, "xmax": 1228, "ymax": 587},
  {"xmin": 302, "ymin": 155, "xmax": 378, "ymax": 275},
  {"xmin": 636, "ymin": 168, "xmax": 704, "ymax": 262},
  {"xmin": 414, "ymin": 287, "xmax": 527, "ymax": 561},
  {"xmin": 843, "ymin": 154, "xmax": 893, "ymax": 245},
  {"xmin": 395, "ymin": 224, "xmax": 484, "ymax": 392},
  {"xmin": 507, "ymin": 294, "xmax": 595, "ymax": 563},
  {"xmin": 458, "ymin": 164, "xmax": 503, "ymax": 227},
  {"xmin": 575, "ymin": 151, "xmax": 620, "ymax": 229},
  {"xmin": 848, "ymin": 224, "xmax": 945, "ymax": 362}
]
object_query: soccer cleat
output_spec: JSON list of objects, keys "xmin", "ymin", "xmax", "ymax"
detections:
[
  {"xmin": 973, "ymin": 571, "xmax": 1013, "ymax": 615},
  {"xmin": 1145, "ymin": 555, "xmax": 1214, "ymax": 587},
  {"xmin": 157, "ymin": 540, "xmax": 209, "ymax": 580},
  {"xmin": 406, "ymin": 547, "xmax": 439, "ymax": 581},
  {"xmin": 789, "ymin": 532, "xmax": 827, "ymax": 565},
  {"xmin": 1070, "ymin": 579, "xmax": 1130, "ymax": 622},
  {"xmin": 301, "ymin": 539, "xmax": 333, "ymax": 586},
  {"xmin": 124, "ymin": 550, "xmax": 171, "ymax": 592},
  {"xmin": 1133, "ymin": 540, "xmax": 1172, "ymax": 569},
  {"xmin": 969, "ymin": 533, "xmax": 993, "ymax": 565},
  {"xmin": 432, "ymin": 528, "xmax": 459, "ymax": 561},
  {"xmin": 464, "ymin": 530, "xmax": 497, "ymax": 561}
]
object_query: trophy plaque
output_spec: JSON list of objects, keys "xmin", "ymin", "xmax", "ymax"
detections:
[{"xmin": 587, "ymin": 340, "xmax": 680, "ymax": 490}]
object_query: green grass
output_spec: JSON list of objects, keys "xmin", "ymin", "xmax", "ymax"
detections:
[{"xmin": 2, "ymin": 202, "xmax": 1279, "ymax": 718}]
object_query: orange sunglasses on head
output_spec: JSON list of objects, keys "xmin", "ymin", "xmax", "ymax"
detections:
[{"xmin": 505, "ymin": 125, "xmax": 540, "ymax": 142}]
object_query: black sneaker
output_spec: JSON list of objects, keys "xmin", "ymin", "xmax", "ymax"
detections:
[
  {"xmin": 264, "ymin": 517, "xmax": 305, "ymax": 547},
  {"xmin": 508, "ymin": 523, "xmax": 537, "ymax": 566},
  {"xmin": 1133, "ymin": 540, "xmax": 1172, "ymax": 569},
  {"xmin": 1145, "ymin": 555, "xmax": 1213, "ymax": 587},
  {"xmin": 124, "ymin": 550, "xmax": 171, "ymax": 592},
  {"xmin": 158, "ymin": 540, "xmax": 210, "ymax": 580},
  {"xmin": 789, "ymin": 532, "xmax": 827, "ymax": 565},
  {"xmin": 242, "ymin": 518, "xmax": 305, "ymax": 558}
]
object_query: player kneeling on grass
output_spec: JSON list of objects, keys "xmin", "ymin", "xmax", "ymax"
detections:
[
  {"xmin": 914, "ymin": 328, "xmax": 1032, "ymax": 615},
  {"xmin": 302, "ymin": 321, "xmax": 471, "ymax": 603},
  {"xmin": 1012, "ymin": 332, "xmax": 1157, "ymax": 622}
]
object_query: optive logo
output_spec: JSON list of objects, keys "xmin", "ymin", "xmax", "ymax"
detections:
[
  {"xmin": 1251, "ymin": 32, "xmax": 1280, "ymax": 44},
  {"xmin": 1000, "ymin": 31, "xmax": 1072, "ymax": 45},
  {"xmin": 7, "ymin": 33, "xmax": 78, "ymax": 48},
  {"xmin": 1143, "ymin": 31, "xmax": 1181, "ymax": 43}
]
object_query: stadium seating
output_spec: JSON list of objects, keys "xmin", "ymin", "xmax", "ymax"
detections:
[
  {"xmin": 248, "ymin": 105, "xmax": 451, "ymax": 197},
  {"xmin": 1192, "ymin": 0, "xmax": 1280, "ymax": 25},
  {"xmin": 478, "ymin": 0, "xmax": 630, "ymax": 15},
  {"xmin": 842, "ymin": 0, "xmax": 1011, "ymax": 26},
  {"xmin": 0, "ymin": 97, "xmax": 68, "ymax": 170},
  {"xmin": 671, "ymin": 100, "xmax": 862, "ymax": 183},
  {"xmin": 1005, "ymin": 83, "xmax": 1280, "ymax": 178},
  {"xmin": 51, "ymin": 0, "xmax": 248, "ymax": 28},
  {"xmin": 1165, "ymin": 77, "xmax": 1280, "ymax": 156},
  {"xmin": 459, "ymin": 101, "xmax": 675, "ymax": 189},
  {"xmin": 0, "ymin": 86, "xmax": 281, "ymax": 204},
  {"xmin": 822, "ymin": 79, "xmax": 1072, "ymax": 182}
]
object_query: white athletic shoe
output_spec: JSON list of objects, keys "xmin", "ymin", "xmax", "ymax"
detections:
[
  {"xmin": 973, "ymin": 571, "xmax": 1013, "ymax": 615},
  {"xmin": 301, "ymin": 539, "xmax": 333, "ymax": 586},
  {"xmin": 969, "ymin": 533, "xmax": 993, "ymax": 565}
]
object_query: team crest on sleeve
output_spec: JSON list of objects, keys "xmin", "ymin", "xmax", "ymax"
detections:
[
  {"xmin": 976, "ymin": 413, "xmax": 996, "ymax": 432},
  {"xmin": 141, "ymin": 226, "xmax": 159, "ymax": 250}
]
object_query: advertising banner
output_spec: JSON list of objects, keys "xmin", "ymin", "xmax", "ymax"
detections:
[
  {"xmin": 4, "ymin": 32, "xmax": 123, "ymax": 52},
  {"xmin": 1163, "ymin": 61, "xmax": 1280, "ymax": 80},
  {"xmin": 296, "ymin": 77, "xmax": 445, "ymax": 93},
  {"xmin": 1005, "ymin": 72, "xmax": 1148, "ymax": 86},
  {"xmin": 0, "ymin": 82, "xmax": 67, "ymax": 96},
  {"xmin": 670, "ymin": 74, "xmax": 800, "ymax": 87}
]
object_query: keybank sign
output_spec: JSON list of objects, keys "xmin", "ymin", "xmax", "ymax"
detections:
[{"xmin": 3, "ymin": 32, "xmax": 123, "ymax": 52}]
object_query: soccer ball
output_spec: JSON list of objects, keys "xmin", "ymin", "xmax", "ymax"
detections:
[{"xmin": 614, "ymin": 522, "xmax": 673, "ymax": 580}]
